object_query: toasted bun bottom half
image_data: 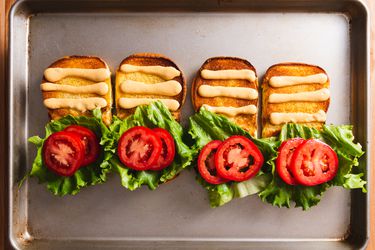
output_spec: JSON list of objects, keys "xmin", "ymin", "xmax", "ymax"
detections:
[
  {"xmin": 262, "ymin": 63, "xmax": 330, "ymax": 137},
  {"xmin": 192, "ymin": 57, "xmax": 259, "ymax": 136},
  {"xmin": 115, "ymin": 53, "xmax": 186, "ymax": 121},
  {"xmin": 42, "ymin": 55, "xmax": 112, "ymax": 125}
]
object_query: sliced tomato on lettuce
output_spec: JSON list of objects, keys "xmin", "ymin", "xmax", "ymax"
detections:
[
  {"xmin": 107, "ymin": 102, "xmax": 194, "ymax": 190},
  {"xmin": 290, "ymin": 139, "xmax": 338, "ymax": 186},
  {"xmin": 151, "ymin": 128, "xmax": 176, "ymax": 171},
  {"xmin": 25, "ymin": 109, "xmax": 112, "ymax": 196},
  {"xmin": 189, "ymin": 108, "xmax": 276, "ymax": 208},
  {"xmin": 117, "ymin": 126, "xmax": 162, "ymax": 171},
  {"xmin": 198, "ymin": 140, "xmax": 228, "ymax": 185},
  {"xmin": 64, "ymin": 125, "xmax": 100, "ymax": 167},
  {"xmin": 189, "ymin": 108, "xmax": 366, "ymax": 210},
  {"xmin": 215, "ymin": 136, "xmax": 263, "ymax": 182},
  {"xmin": 259, "ymin": 124, "xmax": 365, "ymax": 210},
  {"xmin": 276, "ymin": 138, "xmax": 305, "ymax": 185}
]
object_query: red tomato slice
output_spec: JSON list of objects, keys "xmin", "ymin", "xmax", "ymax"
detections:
[
  {"xmin": 64, "ymin": 125, "xmax": 100, "ymax": 167},
  {"xmin": 215, "ymin": 136, "xmax": 264, "ymax": 182},
  {"xmin": 198, "ymin": 140, "xmax": 229, "ymax": 185},
  {"xmin": 290, "ymin": 139, "xmax": 338, "ymax": 186},
  {"xmin": 117, "ymin": 126, "xmax": 162, "ymax": 171},
  {"xmin": 43, "ymin": 131, "xmax": 84, "ymax": 176},
  {"xmin": 149, "ymin": 128, "xmax": 175, "ymax": 171},
  {"xmin": 276, "ymin": 138, "xmax": 305, "ymax": 185}
]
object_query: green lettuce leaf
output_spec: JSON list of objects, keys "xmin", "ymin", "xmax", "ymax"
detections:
[
  {"xmin": 189, "ymin": 109, "xmax": 366, "ymax": 210},
  {"xmin": 106, "ymin": 101, "xmax": 194, "ymax": 190},
  {"xmin": 196, "ymin": 175, "xmax": 234, "ymax": 207},
  {"xmin": 188, "ymin": 108, "xmax": 276, "ymax": 207},
  {"xmin": 233, "ymin": 173, "xmax": 272, "ymax": 198},
  {"xmin": 259, "ymin": 123, "xmax": 366, "ymax": 210},
  {"xmin": 26, "ymin": 109, "xmax": 112, "ymax": 196}
]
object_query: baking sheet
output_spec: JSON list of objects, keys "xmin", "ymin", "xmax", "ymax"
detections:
[{"xmin": 8, "ymin": 0, "xmax": 369, "ymax": 249}]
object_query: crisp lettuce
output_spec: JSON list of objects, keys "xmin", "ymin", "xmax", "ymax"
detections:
[
  {"xmin": 259, "ymin": 124, "xmax": 366, "ymax": 210},
  {"xmin": 26, "ymin": 109, "xmax": 112, "ymax": 196},
  {"xmin": 188, "ymin": 108, "xmax": 276, "ymax": 207},
  {"xmin": 188, "ymin": 108, "xmax": 366, "ymax": 210},
  {"xmin": 106, "ymin": 101, "xmax": 194, "ymax": 190},
  {"xmin": 196, "ymin": 175, "xmax": 234, "ymax": 207},
  {"xmin": 26, "ymin": 102, "xmax": 366, "ymax": 210}
]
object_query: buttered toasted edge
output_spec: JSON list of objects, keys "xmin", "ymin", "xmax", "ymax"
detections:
[
  {"xmin": 192, "ymin": 57, "xmax": 258, "ymax": 135},
  {"xmin": 116, "ymin": 53, "xmax": 186, "ymax": 120},
  {"xmin": 262, "ymin": 63, "xmax": 330, "ymax": 137},
  {"xmin": 41, "ymin": 56, "xmax": 112, "ymax": 125}
]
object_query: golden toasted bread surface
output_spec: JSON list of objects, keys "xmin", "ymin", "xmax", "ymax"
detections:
[
  {"xmin": 42, "ymin": 55, "xmax": 112, "ymax": 125},
  {"xmin": 115, "ymin": 53, "xmax": 186, "ymax": 120},
  {"xmin": 262, "ymin": 63, "xmax": 330, "ymax": 137},
  {"xmin": 192, "ymin": 57, "xmax": 258, "ymax": 136}
]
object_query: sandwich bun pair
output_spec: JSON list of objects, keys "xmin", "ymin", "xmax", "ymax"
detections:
[
  {"xmin": 41, "ymin": 54, "xmax": 186, "ymax": 125},
  {"xmin": 193, "ymin": 58, "xmax": 329, "ymax": 137}
]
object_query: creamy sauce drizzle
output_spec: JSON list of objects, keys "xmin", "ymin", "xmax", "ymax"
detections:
[
  {"xmin": 270, "ymin": 110, "xmax": 327, "ymax": 125},
  {"xmin": 120, "ymin": 80, "xmax": 182, "ymax": 96},
  {"xmin": 41, "ymin": 82, "xmax": 108, "ymax": 95},
  {"xmin": 201, "ymin": 69, "xmax": 256, "ymax": 82},
  {"xmin": 118, "ymin": 98, "xmax": 180, "ymax": 111},
  {"xmin": 120, "ymin": 64, "xmax": 180, "ymax": 80},
  {"xmin": 202, "ymin": 104, "xmax": 257, "ymax": 117},
  {"xmin": 198, "ymin": 85, "xmax": 258, "ymax": 100},
  {"xmin": 269, "ymin": 73, "xmax": 328, "ymax": 88},
  {"xmin": 44, "ymin": 68, "xmax": 110, "ymax": 82},
  {"xmin": 44, "ymin": 97, "xmax": 107, "ymax": 112},
  {"xmin": 268, "ymin": 88, "xmax": 330, "ymax": 103}
]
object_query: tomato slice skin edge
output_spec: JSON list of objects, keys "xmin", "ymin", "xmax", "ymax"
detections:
[
  {"xmin": 276, "ymin": 138, "xmax": 305, "ymax": 185},
  {"xmin": 197, "ymin": 140, "xmax": 229, "ymax": 185},
  {"xmin": 149, "ymin": 128, "xmax": 175, "ymax": 171},
  {"xmin": 214, "ymin": 135, "xmax": 264, "ymax": 182},
  {"xmin": 42, "ymin": 131, "xmax": 85, "ymax": 177},
  {"xmin": 117, "ymin": 126, "xmax": 162, "ymax": 171},
  {"xmin": 64, "ymin": 125, "xmax": 100, "ymax": 167},
  {"xmin": 290, "ymin": 139, "xmax": 339, "ymax": 186}
]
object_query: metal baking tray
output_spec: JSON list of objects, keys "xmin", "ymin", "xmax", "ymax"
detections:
[{"xmin": 7, "ymin": 0, "xmax": 370, "ymax": 249}]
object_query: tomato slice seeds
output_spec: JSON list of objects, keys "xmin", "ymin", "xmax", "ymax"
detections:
[
  {"xmin": 43, "ymin": 131, "xmax": 85, "ymax": 177},
  {"xmin": 118, "ymin": 126, "xmax": 162, "ymax": 171},
  {"xmin": 198, "ymin": 140, "xmax": 229, "ymax": 185},
  {"xmin": 150, "ymin": 128, "xmax": 176, "ymax": 171},
  {"xmin": 276, "ymin": 138, "xmax": 305, "ymax": 185},
  {"xmin": 215, "ymin": 136, "xmax": 264, "ymax": 182},
  {"xmin": 290, "ymin": 139, "xmax": 338, "ymax": 186},
  {"xmin": 64, "ymin": 125, "xmax": 100, "ymax": 167}
]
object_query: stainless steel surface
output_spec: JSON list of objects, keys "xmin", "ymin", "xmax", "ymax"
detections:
[{"xmin": 8, "ymin": 0, "xmax": 370, "ymax": 249}]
